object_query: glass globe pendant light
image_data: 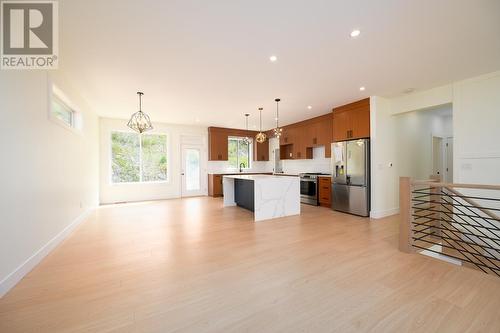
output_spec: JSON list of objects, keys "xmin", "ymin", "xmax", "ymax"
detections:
[
  {"xmin": 273, "ymin": 98, "xmax": 283, "ymax": 138},
  {"xmin": 242, "ymin": 113, "xmax": 251, "ymax": 144},
  {"xmin": 127, "ymin": 92, "xmax": 153, "ymax": 133},
  {"xmin": 255, "ymin": 107, "xmax": 267, "ymax": 143}
]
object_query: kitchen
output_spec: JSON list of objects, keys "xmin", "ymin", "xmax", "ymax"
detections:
[{"xmin": 207, "ymin": 98, "xmax": 371, "ymax": 220}]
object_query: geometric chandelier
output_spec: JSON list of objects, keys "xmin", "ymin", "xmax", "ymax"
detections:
[{"xmin": 127, "ymin": 91, "xmax": 153, "ymax": 133}]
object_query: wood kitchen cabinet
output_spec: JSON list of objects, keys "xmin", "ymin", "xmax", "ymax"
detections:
[
  {"xmin": 332, "ymin": 98, "xmax": 370, "ymax": 142},
  {"xmin": 208, "ymin": 127, "xmax": 270, "ymax": 161},
  {"xmin": 208, "ymin": 174, "xmax": 223, "ymax": 197},
  {"xmin": 318, "ymin": 176, "xmax": 332, "ymax": 207},
  {"xmin": 208, "ymin": 128, "xmax": 228, "ymax": 161},
  {"xmin": 254, "ymin": 139, "xmax": 269, "ymax": 161},
  {"xmin": 293, "ymin": 128, "xmax": 312, "ymax": 160},
  {"xmin": 279, "ymin": 113, "xmax": 332, "ymax": 160}
]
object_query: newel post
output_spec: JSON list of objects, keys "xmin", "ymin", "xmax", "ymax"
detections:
[
  {"xmin": 429, "ymin": 174, "xmax": 443, "ymax": 240},
  {"xmin": 399, "ymin": 177, "xmax": 413, "ymax": 253}
]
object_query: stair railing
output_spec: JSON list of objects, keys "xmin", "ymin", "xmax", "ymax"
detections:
[{"xmin": 399, "ymin": 176, "xmax": 500, "ymax": 277}]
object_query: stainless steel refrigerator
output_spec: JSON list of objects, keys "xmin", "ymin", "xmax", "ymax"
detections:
[{"xmin": 331, "ymin": 139, "xmax": 370, "ymax": 216}]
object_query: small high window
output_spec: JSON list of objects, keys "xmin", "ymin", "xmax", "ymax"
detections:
[{"xmin": 51, "ymin": 95, "xmax": 75, "ymax": 127}]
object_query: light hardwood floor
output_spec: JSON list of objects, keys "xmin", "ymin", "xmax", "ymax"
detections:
[{"xmin": 1, "ymin": 197, "xmax": 499, "ymax": 332}]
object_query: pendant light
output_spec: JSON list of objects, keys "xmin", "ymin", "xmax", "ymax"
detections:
[
  {"xmin": 127, "ymin": 92, "xmax": 153, "ymax": 133},
  {"xmin": 242, "ymin": 113, "xmax": 251, "ymax": 144},
  {"xmin": 273, "ymin": 98, "xmax": 282, "ymax": 138},
  {"xmin": 255, "ymin": 107, "xmax": 267, "ymax": 143}
]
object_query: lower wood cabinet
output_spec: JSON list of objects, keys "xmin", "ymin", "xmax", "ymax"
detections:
[
  {"xmin": 318, "ymin": 176, "xmax": 332, "ymax": 207},
  {"xmin": 208, "ymin": 174, "xmax": 223, "ymax": 197}
]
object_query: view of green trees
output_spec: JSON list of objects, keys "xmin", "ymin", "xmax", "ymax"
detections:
[
  {"xmin": 111, "ymin": 132, "xmax": 167, "ymax": 183},
  {"xmin": 228, "ymin": 137, "xmax": 250, "ymax": 169},
  {"xmin": 141, "ymin": 134, "xmax": 167, "ymax": 181}
]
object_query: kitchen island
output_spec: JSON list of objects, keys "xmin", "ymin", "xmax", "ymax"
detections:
[{"xmin": 223, "ymin": 175, "xmax": 300, "ymax": 221}]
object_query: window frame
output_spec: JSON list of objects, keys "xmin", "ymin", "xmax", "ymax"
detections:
[
  {"xmin": 228, "ymin": 136, "xmax": 252, "ymax": 170},
  {"xmin": 109, "ymin": 130, "xmax": 169, "ymax": 185},
  {"xmin": 48, "ymin": 84, "xmax": 82, "ymax": 134}
]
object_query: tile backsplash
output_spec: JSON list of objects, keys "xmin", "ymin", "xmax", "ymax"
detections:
[
  {"xmin": 207, "ymin": 139, "xmax": 331, "ymax": 175},
  {"xmin": 281, "ymin": 146, "xmax": 331, "ymax": 174}
]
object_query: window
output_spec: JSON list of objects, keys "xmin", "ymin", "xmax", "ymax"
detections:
[
  {"xmin": 228, "ymin": 137, "xmax": 251, "ymax": 169},
  {"xmin": 50, "ymin": 85, "xmax": 82, "ymax": 132},
  {"xmin": 111, "ymin": 131, "xmax": 167, "ymax": 183},
  {"xmin": 51, "ymin": 96, "xmax": 74, "ymax": 126}
]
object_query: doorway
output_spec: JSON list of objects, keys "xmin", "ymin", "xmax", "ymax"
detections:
[
  {"xmin": 181, "ymin": 143, "xmax": 206, "ymax": 197},
  {"xmin": 444, "ymin": 137, "xmax": 453, "ymax": 183},
  {"xmin": 432, "ymin": 136, "xmax": 444, "ymax": 177},
  {"xmin": 432, "ymin": 135, "xmax": 453, "ymax": 183}
]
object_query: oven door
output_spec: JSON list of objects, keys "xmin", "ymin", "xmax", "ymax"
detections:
[{"xmin": 300, "ymin": 179, "xmax": 318, "ymax": 205}]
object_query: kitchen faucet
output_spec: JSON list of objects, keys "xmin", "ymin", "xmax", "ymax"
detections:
[{"xmin": 239, "ymin": 162, "xmax": 245, "ymax": 173}]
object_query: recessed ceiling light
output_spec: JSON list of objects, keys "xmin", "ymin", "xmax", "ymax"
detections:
[
  {"xmin": 307, "ymin": 106, "xmax": 312, "ymax": 110},
  {"xmin": 269, "ymin": 55, "xmax": 277, "ymax": 62},
  {"xmin": 350, "ymin": 29, "xmax": 361, "ymax": 38},
  {"xmin": 359, "ymin": 86, "xmax": 366, "ymax": 91}
]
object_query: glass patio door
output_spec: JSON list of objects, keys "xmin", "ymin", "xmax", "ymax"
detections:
[{"xmin": 181, "ymin": 145, "xmax": 204, "ymax": 196}]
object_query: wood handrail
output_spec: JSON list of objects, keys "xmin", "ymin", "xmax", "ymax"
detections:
[{"xmin": 411, "ymin": 181, "xmax": 500, "ymax": 191}]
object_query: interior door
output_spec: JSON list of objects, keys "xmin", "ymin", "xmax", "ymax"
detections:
[
  {"xmin": 432, "ymin": 136, "xmax": 444, "ymax": 178},
  {"xmin": 181, "ymin": 145, "xmax": 204, "ymax": 197},
  {"xmin": 445, "ymin": 137, "xmax": 453, "ymax": 183}
]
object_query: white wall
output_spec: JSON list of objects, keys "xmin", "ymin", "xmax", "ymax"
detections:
[
  {"xmin": 99, "ymin": 118, "xmax": 208, "ymax": 204},
  {"xmin": 394, "ymin": 105, "xmax": 452, "ymax": 180},
  {"xmin": 370, "ymin": 70, "xmax": 500, "ymax": 218},
  {"xmin": 370, "ymin": 96, "xmax": 399, "ymax": 218},
  {"xmin": 453, "ymin": 71, "xmax": 500, "ymax": 185},
  {"xmin": 0, "ymin": 72, "xmax": 99, "ymax": 297}
]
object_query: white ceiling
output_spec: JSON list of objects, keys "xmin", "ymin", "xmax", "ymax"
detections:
[{"xmin": 59, "ymin": 0, "xmax": 500, "ymax": 130}]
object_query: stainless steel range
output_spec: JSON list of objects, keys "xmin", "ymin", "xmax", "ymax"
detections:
[{"xmin": 299, "ymin": 173, "xmax": 329, "ymax": 205}]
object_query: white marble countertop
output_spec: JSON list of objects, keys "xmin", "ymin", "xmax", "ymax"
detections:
[{"xmin": 223, "ymin": 174, "xmax": 290, "ymax": 181}]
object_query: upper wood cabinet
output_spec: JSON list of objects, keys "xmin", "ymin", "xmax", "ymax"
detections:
[
  {"xmin": 208, "ymin": 128, "xmax": 228, "ymax": 161},
  {"xmin": 332, "ymin": 98, "xmax": 370, "ymax": 142},
  {"xmin": 278, "ymin": 113, "xmax": 332, "ymax": 160},
  {"xmin": 254, "ymin": 139, "xmax": 269, "ymax": 161},
  {"xmin": 208, "ymin": 127, "xmax": 270, "ymax": 161}
]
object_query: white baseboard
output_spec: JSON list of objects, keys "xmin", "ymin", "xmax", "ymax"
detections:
[
  {"xmin": 0, "ymin": 207, "xmax": 94, "ymax": 298},
  {"xmin": 370, "ymin": 207, "xmax": 399, "ymax": 219}
]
